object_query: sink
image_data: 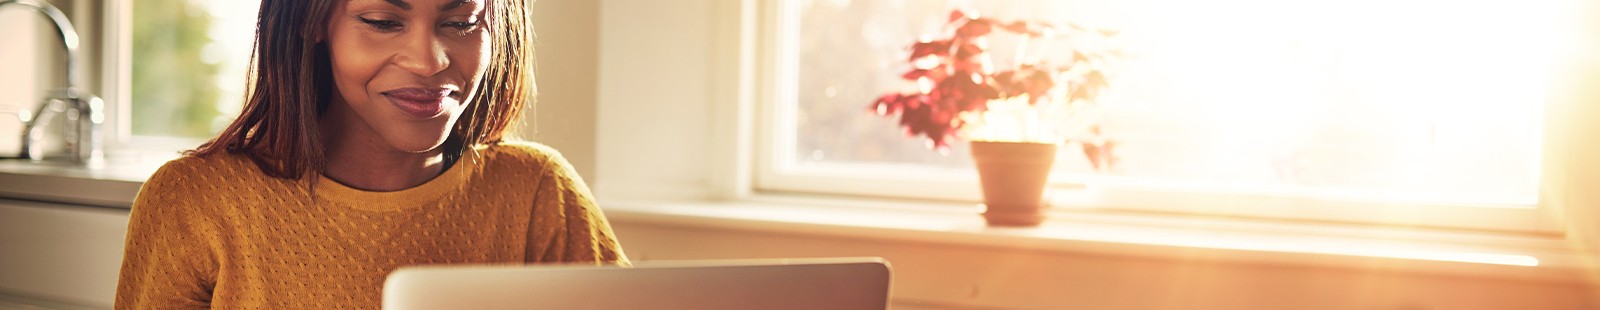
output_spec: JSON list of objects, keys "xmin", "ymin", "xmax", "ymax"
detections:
[{"xmin": 3, "ymin": 0, "xmax": 105, "ymax": 165}]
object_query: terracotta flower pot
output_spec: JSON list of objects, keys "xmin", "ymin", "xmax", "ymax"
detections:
[{"xmin": 969, "ymin": 141, "xmax": 1058, "ymax": 227}]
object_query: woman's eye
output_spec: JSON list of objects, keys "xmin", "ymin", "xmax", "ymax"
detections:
[
  {"xmin": 443, "ymin": 18, "xmax": 481, "ymax": 34},
  {"xmin": 357, "ymin": 17, "xmax": 403, "ymax": 32}
]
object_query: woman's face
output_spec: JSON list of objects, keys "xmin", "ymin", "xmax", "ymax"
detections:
[{"xmin": 324, "ymin": 0, "xmax": 490, "ymax": 153}]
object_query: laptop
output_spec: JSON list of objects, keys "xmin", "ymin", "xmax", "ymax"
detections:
[{"xmin": 382, "ymin": 257, "xmax": 892, "ymax": 310}]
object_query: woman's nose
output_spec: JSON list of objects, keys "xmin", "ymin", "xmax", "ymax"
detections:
[{"xmin": 393, "ymin": 31, "xmax": 450, "ymax": 77}]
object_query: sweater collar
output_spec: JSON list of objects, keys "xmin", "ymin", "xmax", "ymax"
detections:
[{"xmin": 314, "ymin": 148, "xmax": 481, "ymax": 211}]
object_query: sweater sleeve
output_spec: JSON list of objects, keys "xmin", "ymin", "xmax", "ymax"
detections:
[
  {"xmin": 526, "ymin": 149, "xmax": 630, "ymax": 266},
  {"xmin": 115, "ymin": 161, "xmax": 218, "ymax": 309}
]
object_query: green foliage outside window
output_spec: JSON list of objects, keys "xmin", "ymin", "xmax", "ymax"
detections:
[{"xmin": 130, "ymin": 0, "xmax": 223, "ymax": 138}]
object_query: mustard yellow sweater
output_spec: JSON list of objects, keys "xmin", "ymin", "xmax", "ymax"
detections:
[{"xmin": 115, "ymin": 142, "xmax": 628, "ymax": 309}]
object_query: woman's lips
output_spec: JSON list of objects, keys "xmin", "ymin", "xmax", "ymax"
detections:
[{"xmin": 382, "ymin": 88, "xmax": 455, "ymax": 119}]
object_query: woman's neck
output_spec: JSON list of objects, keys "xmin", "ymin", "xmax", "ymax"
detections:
[
  {"xmin": 323, "ymin": 145, "xmax": 447, "ymax": 192},
  {"xmin": 319, "ymin": 108, "xmax": 449, "ymax": 192}
]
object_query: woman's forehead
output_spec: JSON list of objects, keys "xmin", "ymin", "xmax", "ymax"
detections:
[{"xmin": 348, "ymin": 0, "xmax": 484, "ymax": 12}]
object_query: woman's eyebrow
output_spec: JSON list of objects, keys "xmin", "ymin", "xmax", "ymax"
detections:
[
  {"xmin": 382, "ymin": 0, "xmax": 412, "ymax": 10},
  {"xmin": 378, "ymin": 0, "xmax": 470, "ymax": 11},
  {"xmin": 441, "ymin": 0, "xmax": 472, "ymax": 11}
]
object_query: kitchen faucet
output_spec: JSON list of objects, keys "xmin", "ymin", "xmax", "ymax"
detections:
[{"xmin": 3, "ymin": 0, "xmax": 104, "ymax": 164}]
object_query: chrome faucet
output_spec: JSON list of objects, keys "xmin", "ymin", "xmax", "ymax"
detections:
[{"xmin": 3, "ymin": 0, "xmax": 103, "ymax": 164}]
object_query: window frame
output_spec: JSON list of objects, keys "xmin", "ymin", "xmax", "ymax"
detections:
[{"xmin": 750, "ymin": 0, "xmax": 1575, "ymax": 234}]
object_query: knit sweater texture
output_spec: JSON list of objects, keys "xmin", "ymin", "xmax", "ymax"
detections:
[{"xmin": 114, "ymin": 141, "xmax": 628, "ymax": 309}]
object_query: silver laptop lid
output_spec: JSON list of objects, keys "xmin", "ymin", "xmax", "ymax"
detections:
[{"xmin": 383, "ymin": 257, "xmax": 891, "ymax": 310}]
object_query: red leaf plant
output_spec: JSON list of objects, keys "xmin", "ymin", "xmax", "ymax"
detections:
[{"xmin": 870, "ymin": 10, "xmax": 1122, "ymax": 170}]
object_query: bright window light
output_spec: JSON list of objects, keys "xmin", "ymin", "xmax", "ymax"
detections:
[
  {"xmin": 776, "ymin": 0, "xmax": 1556, "ymax": 206},
  {"xmin": 128, "ymin": 0, "xmax": 259, "ymax": 139}
]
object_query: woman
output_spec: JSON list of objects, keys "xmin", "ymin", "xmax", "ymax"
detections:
[{"xmin": 115, "ymin": 0, "xmax": 627, "ymax": 308}]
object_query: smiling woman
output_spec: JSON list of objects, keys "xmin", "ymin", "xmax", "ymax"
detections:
[{"xmin": 114, "ymin": 0, "xmax": 629, "ymax": 309}]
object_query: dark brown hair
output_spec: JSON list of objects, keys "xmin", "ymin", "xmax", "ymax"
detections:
[{"xmin": 189, "ymin": 0, "xmax": 534, "ymax": 179}]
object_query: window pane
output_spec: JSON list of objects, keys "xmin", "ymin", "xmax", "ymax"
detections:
[
  {"xmin": 130, "ymin": 0, "xmax": 258, "ymax": 138},
  {"xmin": 785, "ymin": 0, "xmax": 1551, "ymax": 205}
]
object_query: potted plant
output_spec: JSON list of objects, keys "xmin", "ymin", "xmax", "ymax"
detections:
[{"xmin": 870, "ymin": 10, "xmax": 1120, "ymax": 226}]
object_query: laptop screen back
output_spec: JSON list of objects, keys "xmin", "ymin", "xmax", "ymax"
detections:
[{"xmin": 383, "ymin": 257, "xmax": 891, "ymax": 310}]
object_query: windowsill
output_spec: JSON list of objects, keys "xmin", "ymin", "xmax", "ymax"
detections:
[{"xmin": 601, "ymin": 194, "xmax": 1599, "ymax": 285}]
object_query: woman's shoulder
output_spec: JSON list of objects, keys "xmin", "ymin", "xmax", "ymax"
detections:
[
  {"xmin": 476, "ymin": 140, "xmax": 572, "ymax": 169},
  {"xmin": 136, "ymin": 151, "xmax": 284, "ymax": 209},
  {"xmin": 145, "ymin": 151, "xmax": 269, "ymax": 188},
  {"xmin": 474, "ymin": 140, "xmax": 585, "ymax": 183},
  {"xmin": 154, "ymin": 151, "xmax": 259, "ymax": 176}
]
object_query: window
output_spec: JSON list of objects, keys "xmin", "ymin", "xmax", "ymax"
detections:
[
  {"xmin": 758, "ymin": 0, "xmax": 1576, "ymax": 231},
  {"xmin": 107, "ymin": 0, "xmax": 259, "ymax": 145}
]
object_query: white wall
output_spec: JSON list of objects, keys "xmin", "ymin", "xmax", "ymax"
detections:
[
  {"xmin": 526, "ymin": 0, "xmax": 601, "ymax": 180},
  {"xmin": 594, "ymin": 0, "xmax": 720, "ymax": 199},
  {"xmin": 0, "ymin": 5, "xmax": 44, "ymax": 111},
  {"xmin": 0, "ymin": 0, "xmax": 81, "ymax": 155}
]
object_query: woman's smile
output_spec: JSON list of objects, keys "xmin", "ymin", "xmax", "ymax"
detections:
[{"xmin": 382, "ymin": 87, "xmax": 457, "ymax": 119}]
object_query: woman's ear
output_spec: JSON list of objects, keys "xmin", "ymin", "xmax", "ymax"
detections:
[
  {"xmin": 314, "ymin": 4, "xmax": 332, "ymax": 43},
  {"xmin": 314, "ymin": 22, "xmax": 327, "ymax": 43}
]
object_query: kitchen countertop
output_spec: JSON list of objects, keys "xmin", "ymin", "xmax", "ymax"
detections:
[{"xmin": 0, "ymin": 152, "xmax": 177, "ymax": 208}]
